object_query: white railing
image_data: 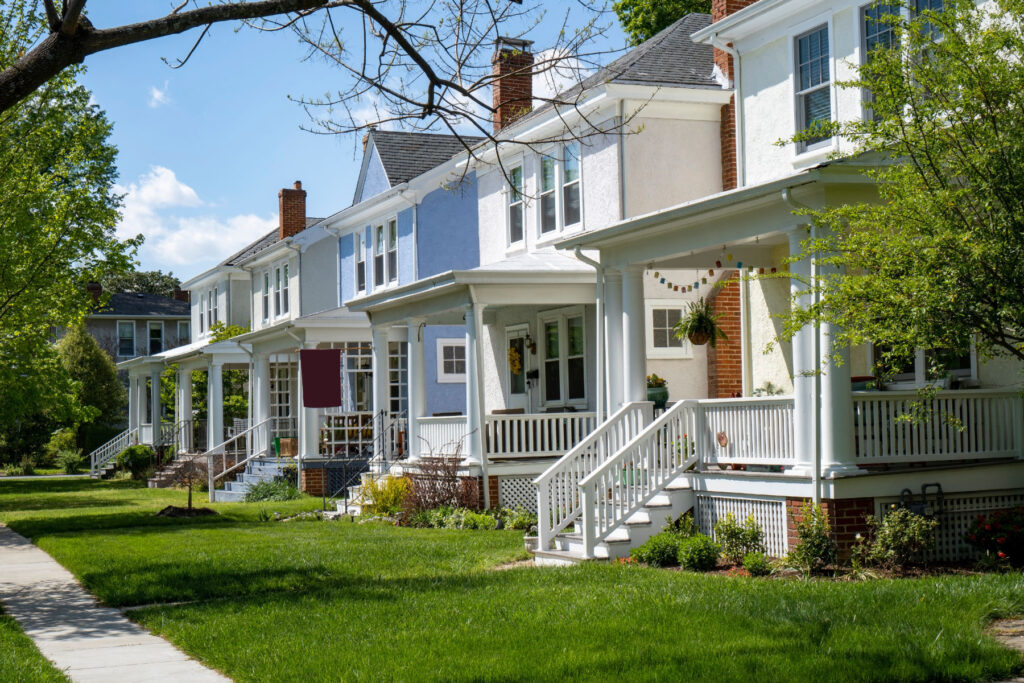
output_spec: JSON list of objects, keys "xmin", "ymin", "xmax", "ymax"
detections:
[
  {"xmin": 140, "ymin": 423, "xmax": 153, "ymax": 446},
  {"xmin": 156, "ymin": 421, "xmax": 177, "ymax": 449},
  {"xmin": 89, "ymin": 428, "xmax": 138, "ymax": 477},
  {"xmin": 852, "ymin": 389, "xmax": 1024, "ymax": 463},
  {"xmin": 579, "ymin": 400, "xmax": 701, "ymax": 557},
  {"xmin": 701, "ymin": 397, "xmax": 795, "ymax": 466},
  {"xmin": 485, "ymin": 412, "xmax": 597, "ymax": 458},
  {"xmin": 417, "ymin": 416, "xmax": 470, "ymax": 456},
  {"xmin": 206, "ymin": 417, "xmax": 273, "ymax": 502},
  {"xmin": 535, "ymin": 402, "xmax": 653, "ymax": 551}
]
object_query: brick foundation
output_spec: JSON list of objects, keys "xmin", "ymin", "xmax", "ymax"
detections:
[
  {"xmin": 706, "ymin": 272, "xmax": 743, "ymax": 398},
  {"xmin": 300, "ymin": 466, "xmax": 326, "ymax": 496},
  {"xmin": 786, "ymin": 497, "xmax": 875, "ymax": 560}
]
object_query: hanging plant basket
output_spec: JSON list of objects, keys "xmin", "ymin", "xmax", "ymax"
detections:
[
  {"xmin": 674, "ymin": 297, "xmax": 728, "ymax": 349},
  {"xmin": 687, "ymin": 330, "xmax": 711, "ymax": 346}
]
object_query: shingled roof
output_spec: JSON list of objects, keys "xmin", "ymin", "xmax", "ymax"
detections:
[
  {"xmin": 94, "ymin": 292, "xmax": 190, "ymax": 318},
  {"xmin": 370, "ymin": 131, "xmax": 485, "ymax": 187},
  {"xmin": 221, "ymin": 216, "xmax": 323, "ymax": 267}
]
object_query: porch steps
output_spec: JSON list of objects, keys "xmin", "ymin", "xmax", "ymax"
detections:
[
  {"xmin": 535, "ymin": 476, "xmax": 695, "ymax": 566},
  {"xmin": 212, "ymin": 456, "xmax": 291, "ymax": 503},
  {"xmin": 147, "ymin": 454, "xmax": 206, "ymax": 488}
]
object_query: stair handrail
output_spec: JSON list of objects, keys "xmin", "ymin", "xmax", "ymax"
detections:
[
  {"xmin": 89, "ymin": 427, "xmax": 138, "ymax": 477},
  {"xmin": 205, "ymin": 416, "xmax": 274, "ymax": 502},
  {"xmin": 534, "ymin": 401, "xmax": 653, "ymax": 551},
  {"xmin": 577, "ymin": 399, "xmax": 703, "ymax": 558}
]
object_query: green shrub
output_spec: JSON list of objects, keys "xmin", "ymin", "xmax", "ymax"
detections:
[
  {"xmin": 116, "ymin": 445, "xmax": 153, "ymax": 479},
  {"xmin": 43, "ymin": 427, "xmax": 78, "ymax": 467},
  {"xmin": 2, "ymin": 463, "xmax": 18, "ymax": 477},
  {"xmin": 967, "ymin": 506, "xmax": 1024, "ymax": 567},
  {"xmin": 743, "ymin": 551, "xmax": 772, "ymax": 577},
  {"xmin": 714, "ymin": 513, "xmax": 766, "ymax": 564},
  {"xmin": 57, "ymin": 449, "xmax": 84, "ymax": 474},
  {"xmin": 497, "ymin": 506, "xmax": 537, "ymax": 530},
  {"xmin": 678, "ymin": 534, "xmax": 720, "ymax": 572},
  {"xmin": 865, "ymin": 507, "xmax": 939, "ymax": 570},
  {"xmin": 631, "ymin": 532, "xmax": 682, "ymax": 568},
  {"xmin": 244, "ymin": 479, "xmax": 302, "ymax": 502},
  {"xmin": 362, "ymin": 475, "xmax": 411, "ymax": 516},
  {"xmin": 18, "ymin": 455, "xmax": 35, "ymax": 476},
  {"xmin": 786, "ymin": 501, "xmax": 837, "ymax": 576},
  {"xmin": 463, "ymin": 511, "xmax": 498, "ymax": 530},
  {"xmin": 664, "ymin": 512, "xmax": 698, "ymax": 538}
]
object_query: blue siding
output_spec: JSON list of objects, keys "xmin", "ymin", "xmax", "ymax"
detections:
[
  {"xmin": 425, "ymin": 326, "xmax": 466, "ymax": 416},
  {"xmin": 355, "ymin": 145, "xmax": 390, "ymax": 203},
  {"xmin": 416, "ymin": 172, "xmax": 480, "ymax": 278},
  {"xmin": 339, "ymin": 231, "xmax": 355, "ymax": 304},
  {"xmin": 397, "ymin": 207, "xmax": 415, "ymax": 285}
]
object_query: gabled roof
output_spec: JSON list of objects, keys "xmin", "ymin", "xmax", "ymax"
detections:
[
  {"xmin": 220, "ymin": 217, "xmax": 323, "ymax": 267},
  {"xmin": 93, "ymin": 292, "xmax": 190, "ymax": 318},
  {"xmin": 369, "ymin": 130, "xmax": 485, "ymax": 186}
]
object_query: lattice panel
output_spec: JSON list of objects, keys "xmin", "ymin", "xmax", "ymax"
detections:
[
  {"xmin": 696, "ymin": 494, "xmax": 788, "ymax": 557},
  {"xmin": 498, "ymin": 476, "xmax": 537, "ymax": 513},
  {"xmin": 877, "ymin": 490, "xmax": 1024, "ymax": 563}
]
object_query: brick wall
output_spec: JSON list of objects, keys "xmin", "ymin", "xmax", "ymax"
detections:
[
  {"xmin": 300, "ymin": 466, "xmax": 325, "ymax": 496},
  {"xmin": 278, "ymin": 180, "xmax": 307, "ymax": 240},
  {"xmin": 786, "ymin": 497, "xmax": 875, "ymax": 560},
  {"xmin": 706, "ymin": 272, "xmax": 743, "ymax": 398},
  {"xmin": 711, "ymin": 0, "xmax": 758, "ymax": 191},
  {"xmin": 492, "ymin": 43, "xmax": 533, "ymax": 133}
]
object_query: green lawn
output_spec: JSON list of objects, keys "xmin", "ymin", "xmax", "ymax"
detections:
[
  {"xmin": 1, "ymin": 479, "xmax": 1023, "ymax": 682},
  {"xmin": 0, "ymin": 607, "xmax": 68, "ymax": 682}
]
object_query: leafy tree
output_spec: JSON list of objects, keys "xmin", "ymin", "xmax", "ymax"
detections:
[
  {"xmin": 162, "ymin": 322, "xmax": 251, "ymax": 424},
  {"xmin": 613, "ymin": 0, "xmax": 712, "ymax": 46},
  {"xmin": 56, "ymin": 324, "xmax": 125, "ymax": 430},
  {"xmin": 780, "ymin": 0, "xmax": 1024, "ymax": 379},
  {"xmin": 101, "ymin": 270, "xmax": 181, "ymax": 298}
]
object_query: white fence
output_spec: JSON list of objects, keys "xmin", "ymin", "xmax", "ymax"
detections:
[
  {"xmin": 417, "ymin": 416, "xmax": 469, "ymax": 456},
  {"xmin": 701, "ymin": 397, "xmax": 795, "ymax": 466},
  {"xmin": 485, "ymin": 412, "xmax": 597, "ymax": 458}
]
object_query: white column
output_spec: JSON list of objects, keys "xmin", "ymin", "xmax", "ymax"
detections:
[
  {"xmin": 298, "ymin": 342, "xmax": 321, "ymax": 461},
  {"xmin": 150, "ymin": 366, "xmax": 162, "ymax": 447},
  {"xmin": 407, "ymin": 318, "xmax": 426, "ymax": 461},
  {"xmin": 605, "ymin": 268, "xmax": 624, "ymax": 412},
  {"xmin": 622, "ymin": 264, "xmax": 647, "ymax": 404},
  {"xmin": 465, "ymin": 303, "xmax": 490, "ymax": 508},
  {"xmin": 177, "ymin": 368, "xmax": 192, "ymax": 451},
  {"xmin": 207, "ymin": 361, "xmax": 224, "ymax": 449},
  {"xmin": 787, "ymin": 229, "xmax": 816, "ymax": 476},
  {"xmin": 253, "ymin": 352, "xmax": 271, "ymax": 454},
  {"xmin": 371, "ymin": 325, "xmax": 390, "ymax": 461}
]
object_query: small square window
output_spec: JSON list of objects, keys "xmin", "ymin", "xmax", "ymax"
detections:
[{"xmin": 436, "ymin": 338, "xmax": 467, "ymax": 383}]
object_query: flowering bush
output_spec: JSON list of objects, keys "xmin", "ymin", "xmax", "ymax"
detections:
[{"xmin": 966, "ymin": 507, "xmax": 1024, "ymax": 567}]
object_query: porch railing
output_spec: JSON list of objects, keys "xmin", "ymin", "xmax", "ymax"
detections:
[
  {"xmin": 485, "ymin": 412, "xmax": 597, "ymax": 459},
  {"xmin": 89, "ymin": 427, "xmax": 138, "ymax": 477},
  {"xmin": 417, "ymin": 416, "xmax": 470, "ymax": 456},
  {"xmin": 852, "ymin": 389, "xmax": 1024, "ymax": 463},
  {"xmin": 207, "ymin": 417, "xmax": 273, "ymax": 502},
  {"xmin": 701, "ymin": 397, "xmax": 795, "ymax": 466},
  {"xmin": 156, "ymin": 421, "xmax": 177, "ymax": 449},
  {"xmin": 534, "ymin": 402, "xmax": 653, "ymax": 551}
]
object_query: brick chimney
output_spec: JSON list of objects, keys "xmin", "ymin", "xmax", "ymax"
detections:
[
  {"xmin": 278, "ymin": 180, "xmax": 307, "ymax": 240},
  {"xmin": 492, "ymin": 37, "xmax": 534, "ymax": 133},
  {"xmin": 712, "ymin": 0, "xmax": 757, "ymax": 191},
  {"xmin": 86, "ymin": 281, "xmax": 102, "ymax": 303},
  {"xmin": 173, "ymin": 285, "xmax": 190, "ymax": 303}
]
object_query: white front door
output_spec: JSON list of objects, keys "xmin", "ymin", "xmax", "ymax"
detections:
[{"xmin": 506, "ymin": 325, "xmax": 530, "ymax": 412}]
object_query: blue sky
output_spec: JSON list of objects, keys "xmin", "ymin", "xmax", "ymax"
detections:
[{"xmin": 78, "ymin": 2, "xmax": 627, "ymax": 282}]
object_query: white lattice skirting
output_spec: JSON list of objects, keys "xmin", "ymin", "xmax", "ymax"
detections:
[
  {"xmin": 696, "ymin": 494, "xmax": 789, "ymax": 557},
  {"xmin": 498, "ymin": 476, "xmax": 538, "ymax": 513}
]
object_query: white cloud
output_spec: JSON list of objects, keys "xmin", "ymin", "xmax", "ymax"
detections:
[
  {"xmin": 151, "ymin": 213, "xmax": 277, "ymax": 267},
  {"xmin": 532, "ymin": 49, "xmax": 590, "ymax": 108},
  {"xmin": 148, "ymin": 81, "xmax": 170, "ymax": 108}
]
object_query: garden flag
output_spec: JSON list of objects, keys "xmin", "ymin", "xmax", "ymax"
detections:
[{"xmin": 299, "ymin": 349, "xmax": 342, "ymax": 407}]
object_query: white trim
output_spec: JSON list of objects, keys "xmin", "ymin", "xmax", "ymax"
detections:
[
  {"xmin": 177, "ymin": 320, "xmax": 190, "ymax": 345},
  {"xmin": 505, "ymin": 323, "xmax": 531, "ymax": 406},
  {"xmin": 147, "ymin": 320, "xmax": 164, "ymax": 356},
  {"xmin": 792, "ymin": 20, "xmax": 835, "ymax": 155},
  {"xmin": 644, "ymin": 299, "xmax": 694, "ymax": 359},
  {"xmin": 117, "ymin": 319, "xmax": 136, "ymax": 358},
  {"xmin": 506, "ymin": 160, "xmax": 526, "ymax": 251},
  {"xmin": 537, "ymin": 305, "xmax": 588, "ymax": 409},
  {"xmin": 436, "ymin": 337, "xmax": 467, "ymax": 384}
]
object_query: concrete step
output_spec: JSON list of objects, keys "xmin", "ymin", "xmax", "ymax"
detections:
[{"xmin": 213, "ymin": 489, "xmax": 246, "ymax": 502}]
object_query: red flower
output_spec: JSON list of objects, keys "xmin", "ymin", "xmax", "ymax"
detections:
[
  {"xmin": 998, "ymin": 551, "xmax": 1007, "ymax": 559},
  {"xmin": 997, "ymin": 537, "xmax": 1007, "ymax": 545}
]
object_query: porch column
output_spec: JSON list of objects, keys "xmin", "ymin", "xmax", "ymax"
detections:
[
  {"xmin": 621, "ymin": 264, "xmax": 647, "ymax": 404},
  {"xmin": 787, "ymin": 229, "xmax": 816, "ymax": 477},
  {"xmin": 298, "ymin": 342, "xmax": 321, "ymax": 462},
  {"xmin": 407, "ymin": 318, "xmax": 426, "ymax": 461},
  {"xmin": 207, "ymin": 360, "xmax": 224, "ymax": 449},
  {"xmin": 253, "ymin": 352, "xmax": 271, "ymax": 454},
  {"xmin": 604, "ymin": 268, "xmax": 624, "ymax": 414},
  {"xmin": 177, "ymin": 368, "xmax": 192, "ymax": 452},
  {"xmin": 371, "ymin": 324, "xmax": 390, "ymax": 461},
  {"xmin": 150, "ymin": 366, "xmax": 162, "ymax": 447},
  {"xmin": 465, "ymin": 303, "xmax": 490, "ymax": 508}
]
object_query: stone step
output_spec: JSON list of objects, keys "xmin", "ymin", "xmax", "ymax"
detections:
[{"xmin": 212, "ymin": 489, "xmax": 246, "ymax": 502}]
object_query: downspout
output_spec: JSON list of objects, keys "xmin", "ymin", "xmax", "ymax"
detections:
[
  {"xmin": 573, "ymin": 246, "xmax": 606, "ymax": 424},
  {"xmin": 710, "ymin": 33, "xmax": 745, "ymax": 188},
  {"xmin": 740, "ymin": 272, "xmax": 753, "ymax": 396},
  {"xmin": 618, "ymin": 99, "xmax": 626, "ymax": 221}
]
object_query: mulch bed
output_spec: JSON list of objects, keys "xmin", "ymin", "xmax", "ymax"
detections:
[{"xmin": 156, "ymin": 505, "xmax": 218, "ymax": 518}]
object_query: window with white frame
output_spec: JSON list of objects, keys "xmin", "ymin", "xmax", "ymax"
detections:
[
  {"xmin": 562, "ymin": 142, "xmax": 581, "ymax": 227},
  {"xmin": 374, "ymin": 224, "xmax": 385, "ymax": 287},
  {"xmin": 117, "ymin": 321, "xmax": 135, "ymax": 357},
  {"xmin": 355, "ymin": 232, "xmax": 366, "ymax": 293},
  {"xmin": 913, "ymin": 0, "xmax": 943, "ymax": 38},
  {"xmin": 388, "ymin": 342, "xmax": 408, "ymax": 413},
  {"xmin": 540, "ymin": 310, "xmax": 586, "ymax": 406},
  {"xmin": 273, "ymin": 267, "xmax": 282, "ymax": 316},
  {"xmin": 148, "ymin": 321, "xmax": 163, "ymax": 355},
  {"xmin": 177, "ymin": 321, "xmax": 190, "ymax": 344},
  {"xmin": 282, "ymin": 263, "xmax": 290, "ymax": 314},
  {"xmin": 539, "ymin": 155, "xmax": 557, "ymax": 235},
  {"xmin": 212, "ymin": 287, "xmax": 218, "ymax": 325},
  {"xmin": 387, "ymin": 219, "xmax": 398, "ymax": 284},
  {"xmin": 870, "ymin": 343, "xmax": 975, "ymax": 388},
  {"xmin": 795, "ymin": 25, "xmax": 831, "ymax": 151},
  {"xmin": 436, "ymin": 338, "xmax": 466, "ymax": 383},
  {"xmin": 861, "ymin": 2, "xmax": 899, "ymax": 120},
  {"xmin": 645, "ymin": 301, "xmax": 694, "ymax": 359},
  {"xmin": 198, "ymin": 294, "xmax": 205, "ymax": 334},
  {"xmin": 206, "ymin": 289, "xmax": 214, "ymax": 330},
  {"xmin": 262, "ymin": 272, "xmax": 270, "ymax": 321},
  {"xmin": 507, "ymin": 165, "xmax": 524, "ymax": 246}
]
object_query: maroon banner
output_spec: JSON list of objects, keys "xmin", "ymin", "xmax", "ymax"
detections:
[{"xmin": 299, "ymin": 349, "xmax": 342, "ymax": 408}]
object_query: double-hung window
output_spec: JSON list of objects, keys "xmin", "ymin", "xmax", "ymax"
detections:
[
  {"xmin": 199, "ymin": 294, "xmax": 205, "ymax": 334},
  {"xmin": 562, "ymin": 142, "xmax": 581, "ymax": 228},
  {"xmin": 273, "ymin": 266, "xmax": 282, "ymax": 317},
  {"xmin": 148, "ymin": 322, "xmax": 163, "ymax": 355},
  {"xmin": 212, "ymin": 287, "xmax": 218, "ymax": 325},
  {"xmin": 507, "ymin": 165, "xmax": 524, "ymax": 246},
  {"xmin": 117, "ymin": 321, "xmax": 135, "ymax": 358},
  {"xmin": 914, "ymin": 0, "xmax": 943, "ymax": 39},
  {"xmin": 177, "ymin": 321, "xmax": 190, "ymax": 345},
  {"xmin": 539, "ymin": 155, "xmax": 557, "ymax": 235},
  {"xmin": 387, "ymin": 219, "xmax": 398, "ymax": 284},
  {"xmin": 374, "ymin": 224, "xmax": 385, "ymax": 287},
  {"xmin": 862, "ymin": 3, "xmax": 899, "ymax": 120},
  {"xmin": 355, "ymin": 232, "xmax": 366, "ymax": 293},
  {"xmin": 282, "ymin": 264, "xmax": 290, "ymax": 314},
  {"xmin": 795, "ymin": 25, "xmax": 832, "ymax": 151},
  {"xmin": 206, "ymin": 289, "xmax": 215, "ymax": 329},
  {"xmin": 541, "ymin": 311, "xmax": 586, "ymax": 406},
  {"xmin": 262, "ymin": 272, "xmax": 270, "ymax": 321}
]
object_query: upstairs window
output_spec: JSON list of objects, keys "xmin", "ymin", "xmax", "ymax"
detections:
[
  {"xmin": 539, "ymin": 156, "xmax": 557, "ymax": 235},
  {"xmin": 862, "ymin": 3, "xmax": 900, "ymax": 120},
  {"xmin": 282, "ymin": 264, "xmax": 290, "ymax": 314},
  {"xmin": 148, "ymin": 322, "xmax": 163, "ymax": 355},
  {"xmin": 914, "ymin": 0, "xmax": 943, "ymax": 39},
  {"xmin": 177, "ymin": 321, "xmax": 190, "ymax": 344},
  {"xmin": 199, "ymin": 294, "xmax": 205, "ymax": 333},
  {"xmin": 507, "ymin": 165, "xmax": 524, "ymax": 246},
  {"xmin": 387, "ymin": 219, "xmax": 398, "ymax": 284},
  {"xmin": 562, "ymin": 142, "xmax": 581, "ymax": 227},
  {"xmin": 212, "ymin": 287, "xmax": 219, "ymax": 325},
  {"xmin": 262, "ymin": 272, "xmax": 270, "ymax": 321},
  {"xmin": 374, "ymin": 224, "xmax": 385, "ymax": 287},
  {"xmin": 795, "ymin": 25, "xmax": 831, "ymax": 151},
  {"xmin": 355, "ymin": 232, "xmax": 366, "ymax": 293},
  {"xmin": 206, "ymin": 289, "xmax": 214, "ymax": 329},
  {"xmin": 117, "ymin": 321, "xmax": 135, "ymax": 358}
]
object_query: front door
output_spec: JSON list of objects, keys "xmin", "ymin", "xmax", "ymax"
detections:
[{"xmin": 506, "ymin": 325, "xmax": 530, "ymax": 412}]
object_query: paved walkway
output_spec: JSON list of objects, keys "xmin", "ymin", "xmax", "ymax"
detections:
[{"xmin": 0, "ymin": 525, "xmax": 229, "ymax": 682}]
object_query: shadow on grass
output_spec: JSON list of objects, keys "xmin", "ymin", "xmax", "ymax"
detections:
[
  {"xmin": 0, "ymin": 478, "xmax": 142, "ymax": 497},
  {"xmin": 4, "ymin": 509, "xmax": 241, "ymax": 539}
]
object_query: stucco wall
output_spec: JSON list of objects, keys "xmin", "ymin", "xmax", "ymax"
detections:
[
  {"xmin": 416, "ymin": 174, "xmax": 480, "ymax": 278},
  {"xmin": 423, "ymin": 325, "xmax": 467, "ymax": 416},
  {"xmin": 397, "ymin": 207, "xmax": 416, "ymax": 285},
  {"xmin": 356, "ymin": 145, "xmax": 390, "ymax": 203}
]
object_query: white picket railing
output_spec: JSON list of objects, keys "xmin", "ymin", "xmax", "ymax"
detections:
[
  {"xmin": 206, "ymin": 417, "xmax": 273, "ymax": 502},
  {"xmin": 417, "ymin": 416, "xmax": 469, "ymax": 456},
  {"xmin": 701, "ymin": 397, "xmax": 795, "ymax": 466},
  {"xmin": 89, "ymin": 428, "xmax": 138, "ymax": 477},
  {"xmin": 579, "ymin": 400, "xmax": 701, "ymax": 557},
  {"xmin": 534, "ymin": 402, "xmax": 653, "ymax": 551},
  {"xmin": 156, "ymin": 421, "xmax": 177, "ymax": 449},
  {"xmin": 485, "ymin": 412, "xmax": 597, "ymax": 458},
  {"xmin": 852, "ymin": 389, "xmax": 1024, "ymax": 463}
]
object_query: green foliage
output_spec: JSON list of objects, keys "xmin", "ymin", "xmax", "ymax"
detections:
[
  {"xmin": 18, "ymin": 456, "xmax": 35, "ymax": 476},
  {"xmin": 631, "ymin": 531, "xmax": 682, "ymax": 567},
  {"xmin": 57, "ymin": 449, "xmax": 84, "ymax": 475},
  {"xmin": 786, "ymin": 502, "xmax": 837, "ymax": 576},
  {"xmin": 613, "ymin": 0, "xmax": 712, "ymax": 46},
  {"xmin": 777, "ymin": 0, "xmax": 1024, "ymax": 375},
  {"xmin": 362, "ymin": 475, "xmax": 412, "ymax": 516},
  {"xmin": 405, "ymin": 505, "xmax": 536, "ymax": 531},
  {"xmin": 173, "ymin": 323, "xmax": 250, "ymax": 422},
  {"xmin": 714, "ymin": 513, "xmax": 767, "ymax": 564},
  {"xmin": 865, "ymin": 507, "xmax": 939, "ymax": 571},
  {"xmin": 673, "ymin": 297, "xmax": 728, "ymax": 348},
  {"xmin": 664, "ymin": 512, "xmax": 698, "ymax": 538},
  {"xmin": 101, "ymin": 270, "xmax": 180, "ymax": 298},
  {"xmin": 116, "ymin": 445, "xmax": 154, "ymax": 480},
  {"xmin": 244, "ymin": 480, "xmax": 302, "ymax": 503},
  {"xmin": 743, "ymin": 551, "xmax": 772, "ymax": 577},
  {"xmin": 44, "ymin": 428, "xmax": 78, "ymax": 467},
  {"xmin": 56, "ymin": 324, "xmax": 125, "ymax": 429},
  {"xmin": 677, "ymin": 534, "xmax": 720, "ymax": 572},
  {"xmin": 967, "ymin": 506, "xmax": 1024, "ymax": 568},
  {"xmin": 646, "ymin": 373, "xmax": 667, "ymax": 388}
]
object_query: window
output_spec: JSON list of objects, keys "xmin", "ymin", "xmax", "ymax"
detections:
[
  {"xmin": 387, "ymin": 219, "xmax": 398, "ymax": 284},
  {"xmin": 212, "ymin": 287, "xmax": 218, "ymax": 325},
  {"xmin": 544, "ymin": 320, "xmax": 560, "ymax": 402},
  {"xmin": 914, "ymin": 0, "xmax": 943, "ymax": 38},
  {"xmin": 355, "ymin": 232, "xmax": 366, "ymax": 293},
  {"xmin": 273, "ymin": 267, "xmax": 282, "ymax": 317},
  {"xmin": 566, "ymin": 316, "xmax": 585, "ymax": 401},
  {"xmin": 117, "ymin": 321, "xmax": 135, "ymax": 357},
  {"xmin": 539, "ymin": 156, "xmax": 557, "ymax": 234},
  {"xmin": 508, "ymin": 165, "xmax": 524, "ymax": 246},
  {"xmin": 148, "ymin": 322, "xmax": 163, "ymax": 355},
  {"xmin": 282, "ymin": 264, "xmax": 290, "ymax": 314},
  {"xmin": 177, "ymin": 321, "xmax": 190, "ymax": 344},
  {"xmin": 540, "ymin": 310, "xmax": 587, "ymax": 406},
  {"xmin": 646, "ymin": 301, "xmax": 695, "ymax": 359},
  {"xmin": 374, "ymin": 224, "xmax": 385, "ymax": 287},
  {"xmin": 206, "ymin": 289, "xmax": 215, "ymax": 329},
  {"xmin": 871, "ymin": 343, "xmax": 975, "ymax": 388},
  {"xmin": 862, "ymin": 3, "xmax": 900, "ymax": 120},
  {"xmin": 437, "ymin": 338, "xmax": 467, "ymax": 383},
  {"xmin": 262, "ymin": 272, "xmax": 270, "ymax": 321},
  {"xmin": 388, "ymin": 342, "xmax": 408, "ymax": 413},
  {"xmin": 795, "ymin": 25, "xmax": 831, "ymax": 151},
  {"xmin": 199, "ymin": 294, "xmax": 205, "ymax": 334},
  {"xmin": 562, "ymin": 142, "xmax": 581, "ymax": 227}
]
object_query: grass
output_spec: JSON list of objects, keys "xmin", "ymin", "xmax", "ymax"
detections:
[
  {"xmin": 0, "ymin": 606, "xmax": 68, "ymax": 682},
  {"xmin": 1, "ymin": 479, "xmax": 1023, "ymax": 682}
]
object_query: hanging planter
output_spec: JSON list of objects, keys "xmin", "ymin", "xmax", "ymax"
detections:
[{"xmin": 674, "ymin": 297, "xmax": 729, "ymax": 348}]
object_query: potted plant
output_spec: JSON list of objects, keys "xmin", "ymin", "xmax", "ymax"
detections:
[
  {"xmin": 674, "ymin": 297, "xmax": 728, "ymax": 347},
  {"xmin": 646, "ymin": 373, "xmax": 668, "ymax": 410}
]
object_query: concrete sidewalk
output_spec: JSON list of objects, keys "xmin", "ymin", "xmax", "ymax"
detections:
[{"xmin": 0, "ymin": 524, "xmax": 229, "ymax": 682}]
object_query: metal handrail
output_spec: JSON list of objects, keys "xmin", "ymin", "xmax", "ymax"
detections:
[{"xmin": 205, "ymin": 417, "xmax": 273, "ymax": 502}]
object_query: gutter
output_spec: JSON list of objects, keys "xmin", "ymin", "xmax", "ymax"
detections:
[
  {"xmin": 572, "ymin": 247, "xmax": 606, "ymax": 424},
  {"xmin": 709, "ymin": 33, "xmax": 745, "ymax": 188}
]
